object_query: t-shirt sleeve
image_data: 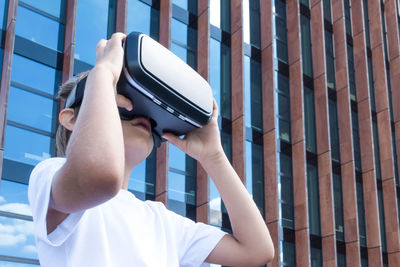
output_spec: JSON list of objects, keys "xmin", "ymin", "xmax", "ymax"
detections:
[
  {"xmin": 28, "ymin": 157, "xmax": 84, "ymax": 246},
  {"xmin": 163, "ymin": 207, "xmax": 227, "ymax": 267}
]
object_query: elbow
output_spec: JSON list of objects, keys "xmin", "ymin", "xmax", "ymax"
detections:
[{"xmin": 249, "ymin": 241, "xmax": 275, "ymax": 266}]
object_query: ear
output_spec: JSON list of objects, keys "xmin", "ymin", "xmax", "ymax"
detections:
[{"xmin": 59, "ymin": 108, "xmax": 76, "ymax": 131}]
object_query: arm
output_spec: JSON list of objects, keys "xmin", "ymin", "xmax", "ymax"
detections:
[
  {"xmin": 163, "ymin": 101, "xmax": 274, "ymax": 266},
  {"xmin": 49, "ymin": 33, "xmax": 130, "ymax": 218}
]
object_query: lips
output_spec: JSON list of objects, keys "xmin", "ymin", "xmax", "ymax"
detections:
[{"xmin": 131, "ymin": 117, "xmax": 152, "ymax": 134}]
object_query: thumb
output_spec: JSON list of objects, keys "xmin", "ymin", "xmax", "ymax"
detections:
[{"xmin": 162, "ymin": 133, "xmax": 187, "ymax": 152}]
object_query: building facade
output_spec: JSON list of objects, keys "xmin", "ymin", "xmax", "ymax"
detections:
[{"xmin": 0, "ymin": 0, "xmax": 399, "ymax": 266}]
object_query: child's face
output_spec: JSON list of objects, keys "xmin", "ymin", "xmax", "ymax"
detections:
[{"xmin": 121, "ymin": 116, "xmax": 154, "ymax": 164}]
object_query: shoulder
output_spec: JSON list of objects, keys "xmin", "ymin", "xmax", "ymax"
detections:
[
  {"xmin": 28, "ymin": 157, "xmax": 66, "ymax": 195},
  {"xmin": 30, "ymin": 157, "xmax": 66, "ymax": 177}
]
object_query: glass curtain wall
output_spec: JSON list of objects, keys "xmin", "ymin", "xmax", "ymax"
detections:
[
  {"xmin": 0, "ymin": 0, "xmax": 65, "ymax": 265},
  {"xmin": 126, "ymin": 0, "xmax": 160, "ymax": 201},
  {"xmin": 271, "ymin": 0, "xmax": 296, "ymax": 264},
  {"xmin": 167, "ymin": 1, "xmax": 198, "ymax": 221},
  {"xmin": 74, "ymin": 0, "xmax": 116, "ymax": 74},
  {"xmin": 323, "ymin": 1, "xmax": 346, "ymax": 263},
  {"xmin": 243, "ymin": 0, "xmax": 265, "ymax": 224},
  {"xmin": 300, "ymin": 1, "xmax": 323, "ymax": 265},
  {"xmin": 209, "ymin": 0, "xmax": 232, "ymax": 233}
]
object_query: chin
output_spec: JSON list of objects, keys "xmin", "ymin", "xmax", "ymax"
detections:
[{"xmin": 124, "ymin": 133, "xmax": 154, "ymax": 162}]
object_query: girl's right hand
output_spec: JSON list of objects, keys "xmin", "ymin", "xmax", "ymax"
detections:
[{"xmin": 95, "ymin": 32, "xmax": 126, "ymax": 87}]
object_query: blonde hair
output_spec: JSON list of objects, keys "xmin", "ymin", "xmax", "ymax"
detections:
[{"xmin": 56, "ymin": 71, "xmax": 89, "ymax": 156}]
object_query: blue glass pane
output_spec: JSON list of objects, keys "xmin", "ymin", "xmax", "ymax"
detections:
[
  {"xmin": 127, "ymin": 0, "xmax": 159, "ymax": 39},
  {"xmin": 173, "ymin": 0, "xmax": 187, "ymax": 10},
  {"xmin": 0, "ymin": 0, "xmax": 7, "ymax": 29},
  {"xmin": 244, "ymin": 56, "xmax": 251, "ymax": 128},
  {"xmin": 20, "ymin": 0, "xmax": 65, "ymax": 19},
  {"xmin": 16, "ymin": 5, "xmax": 64, "ymax": 52},
  {"xmin": 245, "ymin": 141, "xmax": 253, "ymax": 195},
  {"xmin": 209, "ymin": 38, "xmax": 221, "ymax": 112},
  {"xmin": 4, "ymin": 125, "xmax": 51, "ymax": 166},
  {"xmin": 0, "ymin": 216, "xmax": 37, "ymax": 259},
  {"xmin": 8, "ymin": 87, "xmax": 55, "ymax": 132},
  {"xmin": 75, "ymin": 0, "xmax": 110, "ymax": 64},
  {"xmin": 0, "ymin": 180, "xmax": 30, "ymax": 216},
  {"xmin": 171, "ymin": 42, "xmax": 187, "ymax": 64},
  {"xmin": 168, "ymin": 143, "xmax": 185, "ymax": 171},
  {"xmin": 128, "ymin": 160, "xmax": 146, "ymax": 193},
  {"xmin": 11, "ymin": 54, "xmax": 59, "ymax": 95},
  {"xmin": 0, "ymin": 261, "xmax": 38, "ymax": 266},
  {"xmin": 209, "ymin": 177, "xmax": 222, "ymax": 227},
  {"xmin": 171, "ymin": 19, "xmax": 187, "ymax": 45},
  {"xmin": 168, "ymin": 171, "xmax": 186, "ymax": 203}
]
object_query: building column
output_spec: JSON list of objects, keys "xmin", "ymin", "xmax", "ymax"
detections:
[
  {"xmin": 350, "ymin": 0, "xmax": 383, "ymax": 265},
  {"xmin": 155, "ymin": 0, "xmax": 171, "ymax": 205},
  {"xmin": 331, "ymin": 0, "xmax": 361, "ymax": 265},
  {"xmin": 195, "ymin": 0, "xmax": 210, "ymax": 224},
  {"xmin": 287, "ymin": 1, "xmax": 311, "ymax": 266},
  {"xmin": 0, "ymin": 0, "xmax": 18, "ymax": 177},
  {"xmin": 260, "ymin": 0, "xmax": 279, "ymax": 266},
  {"xmin": 310, "ymin": 1, "xmax": 337, "ymax": 266},
  {"xmin": 115, "ymin": 0, "xmax": 127, "ymax": 33},
  {"xmin": 368, "ymin": 1, "xmax": 400, "ymax": 265},
  {"xmin": 383, "ymin": 5, "xmax": 400, "ymax": 258}
]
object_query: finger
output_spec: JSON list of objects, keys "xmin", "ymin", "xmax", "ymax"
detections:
[
  {"xmin": 116, "ymin": 94, "xmax": 133, "ymax": 111},
  {"xmin": 162, "ymin": 133, "xmax": 186, "ymax": 152},
  {"xmin": 110, "ymin": 32, "xmax": 126, "ymax": 46},
  {"xmin": 96, "ymin": 39, "xmax": 107, "ymax": 59}
]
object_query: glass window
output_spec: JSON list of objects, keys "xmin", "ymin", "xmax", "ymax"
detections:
[
  {"xmin": 11, "ymin": 54, "xmax": 60, "ymax": 96},
  {"xmin": 311, "ymin": 246, "xmax": 322, "ymax": 267},
  {"xmin": 352, "ymin": 111, "xmax": 362, "ymax": 171},
  {"xmin": 3, "ymin": 125, "xmax": 51, "ymax": 167},
  {"xmin": 169, "ymin": 143, "xmax": 186, "ymax": 171},
  {"xmin": 280, "ymin": 153, "xmax": 294, "ymax": 229},
  {"xmin": 347, "ymin": 44, "xmax": 356, "ymax": 101},
  {"xmin": 301, "ymin": 15, "xmax": 313, "ymax": 78},
  {"xmin": 362, "ymin": 0, "xmax": 371, "ymax": 48},
  {"xmin": 172, "ymin": 0, "xmax": 197, "ymax": 14},
  {"xmin": 167, "ymin": 171, "xmax": 196, "ymax": 220},
  {"xmin": 7, "ymin": 86, "xmax": 55, "ymax": 133},
  {"xmin": 242, "ymin": 0, "xmax": 260, "ymax": 48},
  {"xmin": 20, "ymin": 0, "xmax": 65, "ymax": 19},
  {"xmin": 378, "ymin": 188, "xmax": 387, "ymax": 252},
  {"xmin": 75, "ymin": 0, "xmax": 113, "ymax": 64},
  {"xmin": 325, "ymin": 31, "xmax": 336, "ymax": 90},
  {"xmin": 323, "ymin": 0, "xmax": 332, "ymax": 22},
  {"xmin": 210, "ymin": 38, "xmax": 221, "ymax": 111},
  {"xmin": 344, "ymin": 0, "xmax": 352, "ymax": 36},
  {"xmin": 282, "ymin": 240, "xmax": 296, "ymax": 266},
  {"xmin": 15, "ymin": 5, "xmax": 65, "ymax": 52},
  {"xmin": 304, "ymin": 86, "xmax": 317, "ymax": 153},
  {"xmin": 244, "ymin": 56, "xmax": 262, "ymax": 131},
  {"xmin": 329, "ymin": 99, "xmax": 340, "ymax": 162},
  {"xmin": 127, "ymin": 0, "xmax": 159, "ymax": 40},
  {"xmin": 0, "ymin": 180, "xmax": 30, "ymax": 216},
  {"xmin": 0, "ymin": 0, "xmax": 7, "ymax": 29},
  {"xmin": 0, "ymin": 216, "xmax": 37, "ymax": 260},
  {"xmin": 356, "ymin": 179, "xmax": 367, "ymax": 247},
  {"xmin": 333, "ymin": 173, "xmax": 345, "ymax": 241},
  {"xmin": 308, "ymin": 163, "xmax": 321, "ymax": 236},
  {"xmin": 300, "ymin": 0, "xmax": 310, "ymax": 7},
  {"xmin": 210, "ymin": 0, "xmax": 220, "ymax": 28}
]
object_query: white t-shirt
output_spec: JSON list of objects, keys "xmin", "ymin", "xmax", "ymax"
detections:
[{"xmin": 28, "ymin": 158, "xmax": 226, "ymax": 267}]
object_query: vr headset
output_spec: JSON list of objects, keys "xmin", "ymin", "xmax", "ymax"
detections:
[{"xmin": 65, "ymin": 32, "xmax": 214, "ymax": 147}]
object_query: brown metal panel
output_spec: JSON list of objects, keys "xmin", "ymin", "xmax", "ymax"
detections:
[
  {"xmin": 0, "ymin": 0, "xmax": 17, "ymax": 154},
  {"xmin": 196, "ymin": 1, "xmax": 209, "ymax": 224},
  {"xmin": 310, "ymin": 2, "xmax": 337, "ymax": 265},
  {"xmin": 155, "ymin": 0, "xmax": 171, "ymax": 205},
  {"xmin": 287, "ymin": 1, "xmax": 311, "ymax": 266},
  {"xmin": 115, "ymin": 0, "xmax": 127, "ymax": 33},
  {"xmin": 350, "ymin": 1, "xmax": 384, "ymax": 264},
  {"xmin": 61, "ymin": 0, "xmax": 78, "ymax": 84},
  {"xmin": 368, "ymin": 1, "xmax": 400, "ymax": 262},
  {"xmin": 230, "ymin": 0, "xmax": 242, "ymax": 35},
  {"xmin": 266, "ymin": 220, "xmax": 279, "ymax": 267},
  {"xmin": 332, "ymin": 1, "xmax": 361, "ymax": 265}
]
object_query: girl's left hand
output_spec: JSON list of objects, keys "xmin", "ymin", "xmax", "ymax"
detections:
[{"xmin": 162, "ymin": 100, "xmax": 224, "ymax": 166}]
